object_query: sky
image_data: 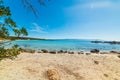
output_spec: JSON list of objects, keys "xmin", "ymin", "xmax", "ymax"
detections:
[{"xmin": 3, "ymin": 0, "xmax": 120, "ymax": 40}]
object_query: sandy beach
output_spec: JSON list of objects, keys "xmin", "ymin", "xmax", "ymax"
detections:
[{"xmin": 0, "ymin": 52, "xmax": 119, "ymax": 80}]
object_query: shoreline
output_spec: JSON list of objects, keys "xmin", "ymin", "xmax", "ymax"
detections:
[{"xmin": 20, "ymin": 48, "xmax": 120, "ymax": 55}]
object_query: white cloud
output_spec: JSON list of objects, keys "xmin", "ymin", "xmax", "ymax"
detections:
[
  {"xmin": 65, "ymin": 1, "xmax": 119, "ymax": 11},
  {"xmin": 89, "ymin": 1, "xmax": 112, "ymax": 9},
  {"xmin": 31, "ymin": 23, "xmax": 47, "ymax": 33}
]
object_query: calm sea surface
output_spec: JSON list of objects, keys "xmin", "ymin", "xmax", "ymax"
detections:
[{"xmin": 4, "ymin": 39, "xmax": 120, "ymax": 51}]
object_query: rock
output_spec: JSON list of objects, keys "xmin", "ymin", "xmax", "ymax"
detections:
[
  {"xmin": 25, "ymin": 49, "xmax": 35, "ymax": 53},
  {"xmin": 49, "ymin": 51, "xmax": 56, "ymax": 54},
  {"xmin": 110, "ymin": 51, "xmax": 120, "ymax": 54},
  {"xmin": 91, "ymin": 41, "xmax": 103, "ymax": 43},
  {"xmin": 100, "ymin": 52, "xmax": 108, "ymax": 54},
  {"xmin": 37, "ymin": 51, "xmax": 42, "ymax": 53},
  {"xmin": 104, "ymin": 41, "xmax": 120, "ymax": 45},
  {"xmin": 19, "ymin": 48, "xmax": 25, "ymax": 52},
  {"xmin": 104, "ymin": 74, "xmax": 109, "ymax": 77},
  {"xmin": 94, "ymin": 60, "xmax": 99, "ymax": 64},
  {"xmin": 117, "ymin": 55, "xmax": 120, "ymax": 58},
  {"xmin": 90, "ymin": 49, "xmax": 100, "ymax": 53},
  {"xmin": 78, "ymin": 51, "xmax": 84, "ymax": 54},
  {"xmin": 57, "ymin": 50, "xmax": 67, "ymax": 53},
  {"xmin": 30, "ymin": 50, "xmax": 35, "ymax": 53},
  {"xmin": 68, "ymin": 52, "xmax": 74, "ymax": 54},
  {"xmin": 20, "ymin": 48, "xmax": 35, "ymax": 53},
  {"xmin": 63, "ymin": 51, "xmax": 67, "ymax": 53},
  {"xmin": 41, "ymin": 49, "xmax": 48, "ymax": 53},
  {"xmin": 47, "ymin": 69, "xmax": 60, "ymax": 80},
  {"xmin": 57, "ymin": 50, "xmax": 64, "ymax": 53},
  {"xmin": 86, "ymin": 53, "xmax": 91, "ymax": 55}
]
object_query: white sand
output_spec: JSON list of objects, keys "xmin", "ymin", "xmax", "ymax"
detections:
[{"xmin": 0, "ymin": 53, "xmax": 120, "ymax": 80}]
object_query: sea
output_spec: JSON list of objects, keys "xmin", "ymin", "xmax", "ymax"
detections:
[{"xmin": 3, "ymin": 39, "xmax": 120, "ymax": 52}]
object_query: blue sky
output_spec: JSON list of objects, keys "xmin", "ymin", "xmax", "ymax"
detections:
[{"xmin": 4, "ymin": 0, "xmax": 120, "ymax": 40}]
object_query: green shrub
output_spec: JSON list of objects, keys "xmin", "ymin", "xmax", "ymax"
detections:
[
  {"xmin": 0, "ymin": 47, "xmax": 7, "ymax": 58},
  {"xmin": 0, "ymin": 44, "xmax": 20, "ymax": 60}
]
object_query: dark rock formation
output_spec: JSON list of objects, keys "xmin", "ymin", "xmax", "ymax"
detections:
[
  {"xmin": 78, "ymin": 51, "xmax": 84, "ymax": 54},
  {"xmin": 90, "ymin": 49, "xmax": 100, "ymax": 53},
  {"xmin": 57, "ymin": 50, "xmax": 67, "ymax": 53},
  {"xmin": 100, "ymin": 52, "xmax": 109, "ymax": 54},
  {"xmin": 57, "ymin": 50, "xmax": 64, "ymax": 53},
  {"xmin": 91, "ymin": 41, "xmax": 103, "ymax": 43},
  {"xmin": 86, "ymin": 53, "xmax": 91, "ymax": 55},
  {"xmin": 68, "ymin": 52, "xmax": 74, "ymax": 54},
  {"xmin": 118, "ymin": 55, "xmax": 120, "ymax": 58},
  {"xmin": 41, "ymin": 49, "xmax": 48, "ymax": 53},
  {"xmin": 49, "ymin": 51, "xmax": 56, "ymax": 54},
  {"xmin": 37, "ymin": 51, "xmax": 42, "ymax": 53},
  {"xmin": 64, "ymin": 51, "xmax": 68, "ymax": 53},
  {"xmin": 110, "ymin": 51, "xmax": 120, "ymax": 54}
]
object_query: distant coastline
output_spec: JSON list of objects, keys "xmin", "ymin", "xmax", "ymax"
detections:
[
  {"xmin": 91, "ymin": 40, "xmax": 120, "ymax": 45},
  {"xmin": 0, "ymin": 36, "xmax": 46, "ymax": 40}
]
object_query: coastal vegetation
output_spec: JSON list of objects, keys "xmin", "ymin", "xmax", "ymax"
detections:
[
  {"xmin": 0, "ymin": 0, "xmax": 28, "ymax": 39},
  {"xmin": 0, "ymin": 0, "xmax": 49, "ymax": 60},
  {"xmin": 0, "ymin": 0, "xmax": 28, "ymax": 60},
  {"xmin": 0, "ymin": 44, "xmax": 20, "ymax": 60},
  {"xmin": 21, "ymin": 0, "xmax": 49, "ymax": 17}
]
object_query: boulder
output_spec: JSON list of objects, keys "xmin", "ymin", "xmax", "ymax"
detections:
[
  {"xmin": 20, "ymin": 48, "xmax": 35, "ymax": 53},
  {"xmin": 41, "ymin": 49, "xmax": 48, "ymax": 53},
  {"xmin": 25, "ymin": 49, "xmax": 35, "ymax": 53},
  {"xmin": 118, "ymin": 55, "xmax": 120, "ymax": 58},
  {"xmin": 57, "ymin": 50, "xmax": 64, "ymax": 53},
  {"xmin": 49, "ymin": 51, "xmax": 56, "ymax": 54},
  {"xmin": 68, "ymin": 52, "xmax": 74, "ymax": 54},
  {"xmin": 110, "ymin": 51, "xmax": 120, "ymax": 54},
  {"xmin": 78, "ymin": 51, "xmax": 84, "ymax": 54},
  {"xmin": 37, "ymin": 51, "xmax": 42, "ymax": 53},
  {"xmin": 57, "ymin": 50, "xmax": 67, "ymax": 53},
  {"xmin": 86, "ymin": 53, "xmax": 91, "ymax": 55},
  {"xmin": 63, "ymin": 51, "xmax": 67, "ymax": 53},
  {"xmin": 90, "ymin": 49, "xmax": 100, "ymax": 53},
  {"xmin": 100, "ymin": 52, "xmax": 108, "ymax": 54}
]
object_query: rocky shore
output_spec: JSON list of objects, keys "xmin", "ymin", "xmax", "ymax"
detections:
[{"xmin": 19, "ymin": 48, "xmax": 120, "ymax": 55}]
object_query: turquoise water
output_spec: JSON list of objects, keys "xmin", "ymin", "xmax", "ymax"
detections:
[{"xmin": 4, "ymin": 39, "xmax": 120, "ymax": 51}]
